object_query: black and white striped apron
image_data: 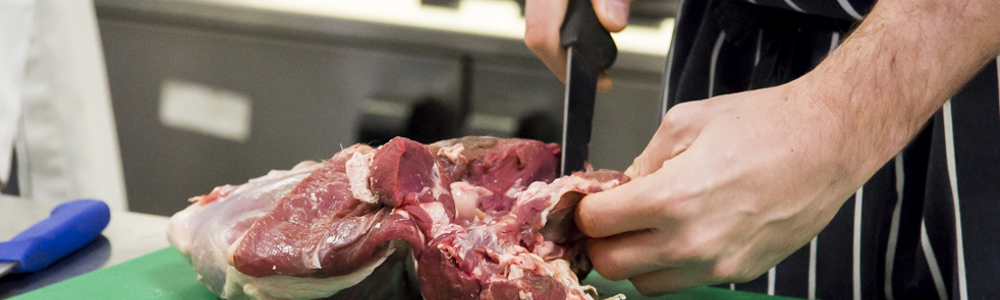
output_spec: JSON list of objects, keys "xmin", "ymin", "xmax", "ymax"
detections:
[{"xmin": 660, "ymin": 1, "xmax": 1000, "ymax": 299}]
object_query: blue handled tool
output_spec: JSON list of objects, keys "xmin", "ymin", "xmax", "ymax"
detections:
[{"xmin": 0, "ymin": 199, "xmax": 111, "ymax": 278}]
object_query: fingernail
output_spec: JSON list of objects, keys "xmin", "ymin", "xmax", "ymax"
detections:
[{"xmin": 605, "ymin": 0, "xmax": 630, "ymax": 28}]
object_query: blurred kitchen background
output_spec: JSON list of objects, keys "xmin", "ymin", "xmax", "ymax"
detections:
[{"xmin": 86, "ymin": 0, "xmax": 677, "ymax": 216}]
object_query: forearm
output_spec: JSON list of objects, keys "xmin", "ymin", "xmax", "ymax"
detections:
[{"xmin": 794, "ymin": 0, "xmax": 1000, "ymax": 185}]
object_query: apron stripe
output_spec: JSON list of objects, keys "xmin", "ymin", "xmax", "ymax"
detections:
[
  {"xmin": 767, "ymin": 267, "xmax": 776, "ymax": 295},
  {"xmin": 949, "ymin": 59, "xmax": 1000, "ymax": 299},
  {"xmin": 883, "ymin": 154, "xmax": 904, "ymax": 300},
  {"xmin": 921, "ymin": 220, "xmax": 950, "ymax": 300},
  {"xmin": 708, "ymin": 31, "xmax": 727, "ymax": 97},
  {"xmin": 754, "ymin": 29, "xmax": 763, "ymax": 67},
  {"xmin": 827, "ymin": 32, "xmax": 840, "ymax": 56},
  {"xmin": 783, "ymin": 0, "xmax": 806, "ymax": 12},
  {"xmin": 808, "ymin": 237, "xmax": 817, "ymax": 299},
  {"xmin": 852, "ymin": 186, "xmax": 863, "ymax": 300},
  {"xmin": 837, "ymin": 0, "xmax": 864, "ymax": 20},
  {"xmin": 942, "ymin": 100, "xmax": 969, "ymax": 300}
]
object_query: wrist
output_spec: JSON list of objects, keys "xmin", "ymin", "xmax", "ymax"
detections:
[
  {"xmin": 785, "ymin": 0, "xmax": 1000, "ymax": 185},
  {"xmin": 780, "ymin": 74, "xmax": 884, "ymax": 190}
]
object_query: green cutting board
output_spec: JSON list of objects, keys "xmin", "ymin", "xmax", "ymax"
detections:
[{"xmin": 12, "ymin": 248, "xmax": 797, "ymax": 300}]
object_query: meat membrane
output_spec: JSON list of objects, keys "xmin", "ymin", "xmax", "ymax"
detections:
[{"xmin": 167, "ymin": 136, "xmax": 628, "ymax": 300}]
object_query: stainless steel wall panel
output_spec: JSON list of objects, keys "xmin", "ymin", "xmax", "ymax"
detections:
[{"xmin": 100, "ymin": 20, "xmax": 461, "ymax": 216}]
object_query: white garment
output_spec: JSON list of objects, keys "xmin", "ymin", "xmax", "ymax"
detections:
[
  {"xmin": 1, "ymin": 0, "xmax": 128, "ymax": 211},
  {"xmin": 0, "ymin": 0, "xmax": 34, "ymax": 185}
]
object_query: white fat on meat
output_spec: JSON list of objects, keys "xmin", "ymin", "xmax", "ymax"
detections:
[
  {"xmin": 504, "ymin": 179, "xmax": 525, "ymax": 199},
  {"xmin": 430, "ymin": 164, "xmax": 449, "ymax": 199},
  {"xmin": 169, "ymin": 184, "xmax": 239, "ymax": 254},
  {"xmin": 167, "ymin": 202, "xmax": 207, "ymax": 257},
  {"xmin": 345, "ymin": 152, "xmax": 377, "ymax": 204},
  {"xmin": 450, "ymin": 181, "xmax": 492, "ymax": 221},
  {"xmin": 490, "ymin": 246, "xmax": 593, "ymax": 300},
  {"xmin": 222, "ymin": 248, "xmax": 395, "ymax": 300},
  {"xmin": 437, "ymin": 143, "xmax": 465, "ymax": 163},
  {"xmin": 415, "ymin": 164, "xmax": 450, "ymax": 204},
  {"xmin": 509, "ymin": 252, "xmax": 592, "ymax": 300},
  {"xmin": 420, "ymin": 201, "xmax": 462, "ymax": 239}
]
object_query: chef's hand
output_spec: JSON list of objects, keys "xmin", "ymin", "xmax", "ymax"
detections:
[
  {"xmin": 575, "ymin": 80, "xmax": 869, "ymax": 295},
  {"xmin": 524, "ymin": 0, "xmax": 630, "ymax": 92},
  {"xmin": 572, "ymin": 0, "xmax": 1000, "ymax": 293}
]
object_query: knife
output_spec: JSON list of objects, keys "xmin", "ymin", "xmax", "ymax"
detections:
[
  {"xmin": 560, "ymin": 0, "xmax": 618, "ymax": 176},
  {"xmin": 0, "ymin": 199, "xmax": 110, "ymax": 278}
]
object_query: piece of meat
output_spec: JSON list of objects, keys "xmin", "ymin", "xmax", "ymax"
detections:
[
  {"xmin": 417, "ymin": 170, "xmax": 627, "ymax": 300},
  {"xmin": 231, "ymin": 142, "xmax": 426, "ymax": 279},
  {"xmin": 167, "ymin": 137, "xmax": 627, "ymax": 300},
  {"xmin": 430, "ymin": 137, "xmax": 561, "ymax": 218}
]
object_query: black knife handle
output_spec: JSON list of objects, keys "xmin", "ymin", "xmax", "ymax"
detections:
[{"xmin": 559, "ymin": 0, "xmax": 618, "ymax": 70}]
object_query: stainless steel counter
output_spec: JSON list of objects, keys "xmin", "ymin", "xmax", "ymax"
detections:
[{"xmin": 0, "ymin": 195, "xmax": 170, "ymax": 298}]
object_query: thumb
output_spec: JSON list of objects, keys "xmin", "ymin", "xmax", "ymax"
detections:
[
  {"xmin": 625, "ymin": 107, "xmax": 702, "ymax": 178},
  {"xmin": 626, "ymin": 134, "xmax": 696, "ymax": 178},
  {"xmin": 624, "ymin": 149, "xmax": 665, "ymax": 178},
  {"xmin": 592, "ymin": 0, "xmax": 630, "ymax": 32},
  {"xmin": 624, "ymin": 127, "xmax": 683, "ymax": 178}
]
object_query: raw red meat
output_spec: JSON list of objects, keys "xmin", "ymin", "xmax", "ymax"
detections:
[{"xmin": 168, "ymin": 137, "xmax": 627, "ymax": 299}]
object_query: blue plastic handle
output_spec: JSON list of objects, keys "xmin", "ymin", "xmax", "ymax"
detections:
[{"xmin": 0, "ymin": 199, "xmax": 111, "ymax": 273}]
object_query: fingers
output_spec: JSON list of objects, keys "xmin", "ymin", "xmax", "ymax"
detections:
[
  {"xmin": 586, "ymin": 229, "xmax": 670, "ymax": 281},
  {"xmin": 525, "ymin": 0, "xmax": 622, "ymax": 91},
  {"xmin": 576, "ymin": 175, "xmax": 662, "ymax": 238},
  {"xmin": 597, "ymin": 72, "xmax": 612, "ymax": 92},
  {"xmin": 525, "ymin": 0, "xmax": 570, "ymax": 83},
  {"xmin": 591, "ymin": 0, "xmax": 631, "ymax": 32},
  {"xmin": 629, "ymin": 267, "xmax": 707, "ymax": 296}
]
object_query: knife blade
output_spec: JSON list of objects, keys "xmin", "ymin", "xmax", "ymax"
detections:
[
  {"xmin": 559, "ymin": 0, "xmax": 618, "ymax": 176},
  {"xmin": 0, "ymin": 199, "xmax": 110, "ymax": 279}
]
